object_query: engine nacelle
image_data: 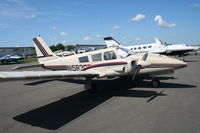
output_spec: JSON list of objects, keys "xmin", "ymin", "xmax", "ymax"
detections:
[{"xmin": 125, "ymin": 59, "xmax": 137, "ymax": 75}]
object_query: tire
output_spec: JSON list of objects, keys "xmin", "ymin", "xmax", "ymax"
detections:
[{"xmin": 151, "ymin": 79, "xmax": 160, "ymax": 88}]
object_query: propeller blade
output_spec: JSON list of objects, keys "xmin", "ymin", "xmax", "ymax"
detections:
[
  {"xmin": 132, "ymin": 65, "xmax": 141, "ymax": 80},
  {"xmin": 131, "ymin": 53, "xmax": 150, "ymax": 80}
]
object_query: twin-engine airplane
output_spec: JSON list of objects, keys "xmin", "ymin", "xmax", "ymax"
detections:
[
  {"xmin": 104, "ymin": 37, "xmax": 195, "ymax": 57},
  {"xmin": 0, "ymin": 37, "xmax": 187, "ymax": 92}
]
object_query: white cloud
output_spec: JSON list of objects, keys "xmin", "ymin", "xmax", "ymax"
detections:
[
  {"xmin": 60, "ymin": 32, "xmax": 68, "ymax": 36},
  {"xmin": 0, "ymin": 0, "xmax": 72, "ymax": 20},
  {"xmin": 112, "ymin": 25, "xmax": 120, "ymax": 30},
  {"xmin": 193, "ymin": 3, "xmax": 200, "ymax": 7},
  {"xmin": 6, "ymin": 0, "xmax": 21, "ymax": 4},
  {"xmin": 130, "ymin": 14, "xmax": 146, "ymax": 21},
  {"xmin": 135, "ymin": 37, "xmax": 143, "ymax": 42},
  {"xmin": 62, "ymin": 40, "xmax": 67, "ymax": 43},
  {"xmin": 154, "ymin": 15, "xmax": 176, "ymax": 28},
  {"xmin": 83, "ymin": 36, "xmax": 92, "ymax": 40},
  {"xmin": 51, "ymin": 26, "xmax": 57, "ymax": 30},
  {"xmin": 24, "ymin": 14, "xmax": 35, "ymax": 19},
  {"xmin": 96, "ymin": 35, "xmax": 101, "ymax": 38}
]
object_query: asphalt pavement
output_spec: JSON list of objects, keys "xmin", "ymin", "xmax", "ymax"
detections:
[{"xmin": 0, "ymin": 54, "xmax": 200, "ymax": 133}]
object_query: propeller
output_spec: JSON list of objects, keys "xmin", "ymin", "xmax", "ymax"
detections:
[{"xmin": 132, "ymin": 53, "xmax": 150, "ymax": 80}]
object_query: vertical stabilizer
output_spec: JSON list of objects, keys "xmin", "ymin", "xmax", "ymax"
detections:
[
  {"xmin": 155, "ymin": 38, "xmax": 163, "ymax": 44},
  {"xmin": 33, "ymin": 37, "xmax": 58, "ymax": 63},
  {"xmin": 104, "ymin": 37, "xmax": 121, "ymax": 48}
]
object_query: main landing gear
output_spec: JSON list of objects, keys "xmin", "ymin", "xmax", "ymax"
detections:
[
  {"xmin": 151, "ymin": 79, "xmax": 160, "ymax": 88},
  {"xmin": 84, "ymin": 77, "xmax": 96, "ymax": 94}
]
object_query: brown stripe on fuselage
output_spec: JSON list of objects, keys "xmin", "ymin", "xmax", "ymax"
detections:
[{"xmin": 45, "ymin": 62, "xmax": 127, "ymax": 71}]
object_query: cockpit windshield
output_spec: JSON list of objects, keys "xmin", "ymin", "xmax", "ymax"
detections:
[{"xmin": 117, "ymin": 47, "xmax": 134, "ymax": 58}]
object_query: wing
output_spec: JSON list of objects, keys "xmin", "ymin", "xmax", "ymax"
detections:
[{"xmin": 0, "ymin": 71, "xmax": 99, "ymax": 81}]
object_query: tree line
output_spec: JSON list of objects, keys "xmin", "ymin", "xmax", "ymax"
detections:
[{"xmin": 49, "ymin": 43, "xmax": 75, "ymax": 52}]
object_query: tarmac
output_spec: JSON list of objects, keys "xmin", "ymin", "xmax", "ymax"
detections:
[{"xmin": 0, "ymin": 54, "xmax": 200, "ymax": 133}]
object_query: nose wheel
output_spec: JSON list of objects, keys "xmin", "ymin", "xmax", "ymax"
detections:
[{"xmin": 151, "ymin": 79, "xmax": 160, "ymax": 88}]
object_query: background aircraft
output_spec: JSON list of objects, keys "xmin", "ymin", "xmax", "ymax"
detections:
[
  {"xmin": 104, "ymin": 37, "xmax": 196, "ymax": 58},
  {"xmin": 165, "ymin": 43, "xmax": 196, "ymax": 56},
  {"xmin": 0, "ymin": 55, "xmax": 23, "ymax": 64},
  {"xmin": 0, "ymin": 37, "xmax": 187, "ymax": 93}
]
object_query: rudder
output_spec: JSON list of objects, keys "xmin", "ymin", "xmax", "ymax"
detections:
[
  {"xmin": 104, "ymin": 37, "xmax": 121, "ymax": 48},
  {"xmin": 33, "ymin": 37, "xmax": 58, "ymax": 63}
]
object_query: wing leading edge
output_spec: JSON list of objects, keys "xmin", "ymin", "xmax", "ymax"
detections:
[{"xmin": 0, "ymin": 71, "xmax": 99, "ymax": 81}]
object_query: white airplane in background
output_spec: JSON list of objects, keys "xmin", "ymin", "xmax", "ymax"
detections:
[
  {"xmin": 0, "ymin": 37, "xmax": 187, "ymax": 93},
  {"xmin": 165, "ymin": 43, "xmax": 197, "ymax": 56},
  {"xmin": 104, "ymin": 37, "xmax": 196, "ymax": 58}
]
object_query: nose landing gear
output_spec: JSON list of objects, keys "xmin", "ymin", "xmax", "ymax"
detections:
[{"xmin": 151, "ymin": 79, "xmax": 160, "ymax": 88}]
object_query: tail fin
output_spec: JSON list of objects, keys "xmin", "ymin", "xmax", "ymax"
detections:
[
  {"xmin": 33, "ymin": 37, "xmax": 57, "ymax": 63},
  {"xmin": 104, "ymin": 37, "xmax": 121, "ymax": 48},
  {"xmin": 155, "ymin": 38, "xmax": 163, "ymax": 44}
]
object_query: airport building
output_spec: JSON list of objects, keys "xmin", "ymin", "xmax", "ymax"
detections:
[
  {"xmin": 0, "ymin": 44, "xmax": 106, "ymax": 57},
  {"xmin": 0, "ymin": 47, "xmax": 36, "ymax": 57}
]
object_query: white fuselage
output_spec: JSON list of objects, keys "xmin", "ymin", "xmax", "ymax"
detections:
[
  {"xmin": 166, "ymin": 44, "xmax": 194, "ymax": 52},
  {"xmin": 42, "ymin": 47, "xmax": 187, "ymax": 78},
  {"xmin": 123, "ymin": 42, "xmax": 166, "ymax": 54},
  {"xmin": 123, "ymin": 43, "xmax": 195, "ymax": 55},
  {"xmin": 104, "ymin": 37, "xmax": 195, "ymax": 55}
]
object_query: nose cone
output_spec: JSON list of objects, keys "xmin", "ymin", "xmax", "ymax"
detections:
[{"xmin": 175, "ymin": 60, "xmax": 187, "ymax": 69}]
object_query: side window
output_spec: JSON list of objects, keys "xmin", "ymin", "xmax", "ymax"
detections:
[
  {"xmin": 138, "ymin": 47, "xmax": 141, "ymax": 49},
  {"xmin": 143, "ymin": 46, "xmax": 147, "ymax": 49},
  {"xmin": 79, "ymin": 56, "xmax": 89, "ymax": 63},
  {"xmin": 148, "ymin": 46, "xmax": 152, "ymax": 48},
  {"xmin": 92, "ymin": 53, "xmax": 102, "ymax": 62},
  {"xmin": 134, "ymin": 48, "xmax": 137, "ymax": 50},
  {"xmin": 104, "ymin": 51, "xmax": 117, "ymax": 60}
]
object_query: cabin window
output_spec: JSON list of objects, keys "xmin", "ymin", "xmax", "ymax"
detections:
[
  {"xmin": 138, "ymin": 47, "xmax": 141, "ymax": 49},
  {"xmin": 143, "ymin": 46, "xmax": 147, "ymax": 49},
  {"xmin": 131, "ymin": 48, "xmax": 133, "ymax": 50},
  {"xmin": 92, "ymin": 53, "xmax": 102, "ymax": 61},
  {"xmin": 79, "ymin": 56, "xmax": 89, "ymax": 63},
  {"xmin": 104, "ymin": 51, "xmax": 117, "ymax": 60},
  {"xmin": 148, "ymin": 46, "xmax": 152, "ymax": 48},
  {"xmin": 134, "ymin": 48, "xmax": 137, "ymax": 50}
]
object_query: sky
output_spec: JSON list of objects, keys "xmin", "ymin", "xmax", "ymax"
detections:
[{"xmin": 0, "ymin": 0, "xmax": 200, "ymax": 47}]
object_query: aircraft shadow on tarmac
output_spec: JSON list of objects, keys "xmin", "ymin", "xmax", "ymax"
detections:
[
  {"xmin": 14, "ymin": 78, "xmax": 196, "ymax": 130},
  {"xmin": 25, "ymin": 77, "xmax": 196, "ymax": 89}
]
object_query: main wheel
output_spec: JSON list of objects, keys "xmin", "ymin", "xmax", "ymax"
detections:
[{"xmin": 151, "ymin": 79, "xmax": 160, "ymax": 88}]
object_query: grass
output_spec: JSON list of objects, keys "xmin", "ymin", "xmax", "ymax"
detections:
[{"xmin": 22, "ymin": 57, "xmax": 38, "ymax": 63}]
